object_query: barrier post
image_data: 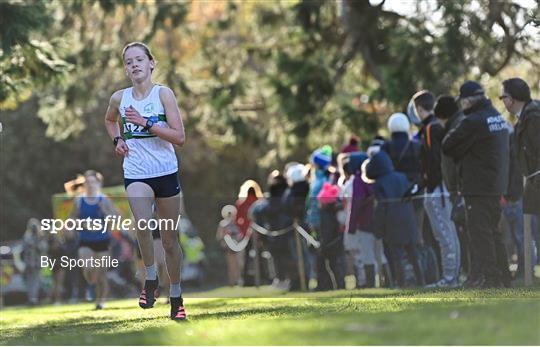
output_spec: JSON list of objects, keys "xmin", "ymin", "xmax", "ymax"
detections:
[
  {"xmin": 294, "ymin": 225, "xmax": 307, "ymax": 291},
  {"xmin": 252, "ymin": 228, "xmax": 261, "ymax": 288},
  {"xmin": 524, "ymin": 214, "xmax": 533, "ymax": 286}
]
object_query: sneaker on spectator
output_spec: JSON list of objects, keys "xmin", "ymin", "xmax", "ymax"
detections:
[{"xmin": 425, "ymin": 278, "xmax": 459, "ymax": 289}]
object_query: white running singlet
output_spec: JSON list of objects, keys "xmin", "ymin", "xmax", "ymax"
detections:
[{"xmin": 119, "ymin": 85, "xmax": 179, "ymax": 179}]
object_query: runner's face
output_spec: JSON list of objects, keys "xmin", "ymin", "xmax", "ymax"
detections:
[
  {"xmin": 84, "ymin": 176, "xmax": 101, "ymax": 194},
  {"xmin": 124, "ymin": 47, "xmax": 153, "ymax": 83}
]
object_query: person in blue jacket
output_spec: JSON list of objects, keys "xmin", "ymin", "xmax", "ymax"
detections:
[{"xmin": 366, "ymin": 151, "xmax": 425, "ymax": 287}]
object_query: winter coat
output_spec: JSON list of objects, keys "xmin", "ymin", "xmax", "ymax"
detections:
[
  {"xmin": 441, "ymin": 111, "xmax": 465, "ymax": 199},
  {"xmin": 236, "ymin": 194, "xmax": 259, "ymax": 238},
  {"xmin": 346, "ymin": 172, "xmax": 374, "ymax": 233},
  {"xmin": 252, "ymin": 194, "xmax": 294, "ymax": 253},
  {"xmin": 515, "ymin": 100, "xmax": 540, "ymax": 214},
  {"xmin": 283, "ymin": 181, "xmax": 310, "ymax": 223},
  {"xmin": 366, "ymin": 151, "xmax": 421, "ymax": 245},
  {"xmin": 505, "ymin": 129, "xmax": 524, "ymax": 202},
  {"xmin": 418, "ymin": 115, "xmax": 445, "ymax": 193},
  {"xmin": 319, "ymin": 202, "xmax": 343, "ymax": 256},
  {"xmin": 442, "ymin": 98, "xmax": 510, "ymax": 196},
  {"xmin": 381, "ymin": 132, "xmax": 422, "ymax": 185},
  {"xmin": 306, "ymin": 170, "xmax": 329, "ymax": 229}
]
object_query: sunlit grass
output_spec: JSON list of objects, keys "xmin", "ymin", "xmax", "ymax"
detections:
[{"xmin": 1, "ymin": 287, "xmax": 539, "ymax": 345}]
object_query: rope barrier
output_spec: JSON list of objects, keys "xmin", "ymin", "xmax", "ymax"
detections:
[
  {"xmin": 293, "ymin": 223, "xmax": 320, "ymax": 248},
  {"xmin": 250, "ymin": 222, "xmax": 294, "ymax": 237},
  {"xmin": 224, "ymin": 185, "xmax": 461, "ymax": 252},
  {"xmin": 223, "ymin": 234, "xmax": 250, "ymax": 252},
  {"xmin": 526, "ymin": 169, "xmax": 540, "ymax": 180}
]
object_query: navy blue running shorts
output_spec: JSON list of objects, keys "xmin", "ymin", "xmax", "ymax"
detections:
[{"xmin": 124, "ymin": 172, "xmax": 181, "ymax": 198}]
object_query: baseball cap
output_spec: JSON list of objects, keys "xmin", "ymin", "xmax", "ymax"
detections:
[{"xmin": 457, "ymin": 81, "xmax": 485, "ymax": 99}]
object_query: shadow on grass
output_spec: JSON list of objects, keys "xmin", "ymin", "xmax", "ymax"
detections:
[
  {"xmin": 184, "ymin": 287, "xmax": 540, "ymax": 302},
  {"xmin": 1, "ymin": 313, "xmax": 163, "ymax": 346},
  {"xmin": 2, "ymin": 289, "xmax": 539, "ymax": 345}
]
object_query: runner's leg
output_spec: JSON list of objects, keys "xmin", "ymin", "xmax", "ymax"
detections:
[
  {"xmin": 126, "ymin": 182, "xmax": 156, "ymax": 268},
  {"xmin": 127, "ymin": 182, "xmax": 159, "ymax": 308},
  {"xmin": 155, "ymin": 193, "xmax": 183, "ymax": 285},
  {"xmin": 155, "ymin": 193, "xmax": 187, "ymax": 320}
]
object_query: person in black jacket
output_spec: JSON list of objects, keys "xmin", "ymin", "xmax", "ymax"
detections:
[
  {"xmin": 442, "ymin": 81, "xmax": 511, "ymax": 288},
  {"xmin": 252, "ymin": 171, "xmax": 296, "ymax": 290},
  {"xmin": 284, "ymin": 163, "xmax": 312, "ymax": 289},
  {"xmin": 500, "ymin": 78, "xmax": 540, "ymax": 216},
  {"xmin": 413, "ymin": 91, "xmax": 460, "ymax": 288},
  {"xmin": 500, "ymin": 77, "xmax": 540, "ymax": 274}
]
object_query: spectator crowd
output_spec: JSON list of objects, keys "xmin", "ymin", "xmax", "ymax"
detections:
[{"xmin": 217, "ymin": 78, "xmax": 540, "ymax": 290}]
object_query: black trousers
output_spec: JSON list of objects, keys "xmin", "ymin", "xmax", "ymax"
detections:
[
  {"xmin": 385, "ymin": 243, "xmax": 425, "ymax": 287},
  {"xmin": 464, "ymin": 196, "xmax": 510, "ymax": 282},
  {"xmin": 316, "ymin": 251, "xmax": 346, "ymax": 290}
]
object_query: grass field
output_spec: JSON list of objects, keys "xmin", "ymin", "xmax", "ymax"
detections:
[{"xmin": 1, "ymin": 287, "xmax": 539, "ymax": 345}]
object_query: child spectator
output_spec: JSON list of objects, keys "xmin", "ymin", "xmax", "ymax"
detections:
[
  {"xmin": 316, "ymin": 183, "xmax": 345, "ymax": 290},
  {"xmin": 366, "ymin": 151, "xmax": 425, "ymax": 287}
]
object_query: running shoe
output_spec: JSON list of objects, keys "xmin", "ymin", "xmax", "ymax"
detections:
[
  {"xmin": 95, "ymin": 303, "xmax": 104, "ymax": 310},
  {"xmin": 170, "ymin": 297, "xmax": 187, "ymax": 321},
  {"xmin": 139, "ymin": 278, "xmax": 159, "ymax": 309},
  {"xmin": 425, "ymin": 278, "xmax": 459, "ymax": 289}
]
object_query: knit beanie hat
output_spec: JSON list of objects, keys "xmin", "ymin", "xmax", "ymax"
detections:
[
  {"xmin": 387, "ymin": 112, "xmax": 410, "ymax": 133},
  {"xmin": 311, "ymin": 145, "xmax": 332, "ymax": 169},
  {"xmin": 317, "ymin": 182, "xmax": 340, "ymax": 205},
  {"xmin": 434, "ymin": 95, "xmax": 459, "ymax": 120},
  {"xmin": 286, "ymin": 164, "xmax": 306, "ymax": 183}
]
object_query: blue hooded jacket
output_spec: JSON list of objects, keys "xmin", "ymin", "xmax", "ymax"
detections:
[
  {"xmin": 366, "ymin": 151, "xmax": 420, "ymax": 245},
  {"xmin": 306, "ymin": 169, "xmax": 328, "ymax": 229}
]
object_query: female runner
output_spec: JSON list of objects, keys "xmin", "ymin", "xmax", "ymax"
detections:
[{"xmin": 104, "ymin": 42, "xmax": 187, "ymax": 321}]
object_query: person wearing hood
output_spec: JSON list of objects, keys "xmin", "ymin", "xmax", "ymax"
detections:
[
  {"xmin": 345, "ymin": 152, "xmax": 391, "ymax": 287},
  {"xmin": 366, "ymin": 151, "xmax": 425, "ymax": 287},
  {"xmin": 442, "ymin": 81, "xmax": 511, "ymax": 288},
  {"xmin": 413, "ymin": 91, "xmax": 461, "ymax": 288},
  {"xmin": 381, "ymin": 113, "xmax": 425, "ymax": 245},
  {"xmin": 306, "ymin": 146, "xmax": 332, "ymax": 234}
]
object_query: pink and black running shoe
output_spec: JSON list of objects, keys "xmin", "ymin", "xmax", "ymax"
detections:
[
  {"xmin": 139, "ymin": 278, "xmax": 159, "ymax": 309},
  {"xmin": 170, "ymin": 297, "xmax": 187, "ymax": 321}
]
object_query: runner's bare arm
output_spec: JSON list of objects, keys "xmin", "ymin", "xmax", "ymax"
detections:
[
  {"xmin": 104, "ymin": 90, "xmax": 129, "ymax": 156},
  {"xmin": 153, "ymin": 87, "xmax": 185, "ymax": 146}
]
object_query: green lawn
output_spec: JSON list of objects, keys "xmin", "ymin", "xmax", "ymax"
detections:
[{"xmin": 1, "ymin": 287, "xmax": 539, "ymax": 345}]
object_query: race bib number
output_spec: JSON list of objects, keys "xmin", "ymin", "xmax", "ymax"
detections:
[{"xmin": 122, "ymin": 115, "xmax": 159, "ymax": 139}]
